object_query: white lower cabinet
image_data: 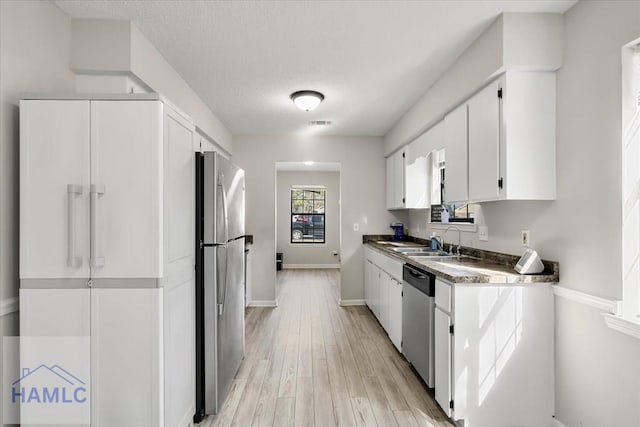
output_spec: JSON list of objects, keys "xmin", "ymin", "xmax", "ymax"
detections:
[
  {"xmin": 434, "ymin": 305, "xmax": 452, "ymax": 417},
  {"xmin": 388, "ymin": 278, "xmax": 403, "ymax": 351},
  {"xmin": 364, "ymin": 246, "xmax": 403, "ymax": 351},
  {"xmin": 434, "ymin": 278, "xmax": 554, "ymax": 427}
]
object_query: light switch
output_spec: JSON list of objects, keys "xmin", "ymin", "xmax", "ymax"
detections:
[{"xmin": 353, "ymin": 222, "xmax": 359, "ymax": 231}]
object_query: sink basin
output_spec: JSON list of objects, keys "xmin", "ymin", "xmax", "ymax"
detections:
[
  {"xmin": 391, "ymin": 247, "xmax": 453, "ymax": 256},
  {"xmin": 390, "ymin": 246, "xmax": 431, "ymax": 253}
]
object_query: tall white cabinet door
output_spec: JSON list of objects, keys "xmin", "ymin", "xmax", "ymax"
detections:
[
  {"xmin": 91, "ymin": 288, "xmax": 162, "ymax": 427},
  {"xmin": 388, "ymin": 279, "xmax": 402, "ymax": 351},
  {"xmin": 468, "ymin": 81, "xmax": 500, "ymax": 201},
  {"xmin": 90, "ymin": 101, "xmax": 163, "ymax": 279},
  {"xmin": 386, "ymin": 156, "xmax": 394, "ymax": 209},
  {"xmin": 20, "ymin": 100, "xmax": 90, "ymax": 279},
  {"xmin": 435, "ymin": 307, "xmax": 452, "ymax": 417},
  {"xmin": 444, "ymin": 103, "xmax": 468, "ymax": 203}
]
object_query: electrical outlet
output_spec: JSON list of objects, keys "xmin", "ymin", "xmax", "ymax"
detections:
[
  {"xmin": 478, "ymin": 226, "xmax": 489, "ymax": 242},
  {"xmin": 521, "ymin": 230, "xmax": 530, "ymax": 247},
  {"xmin": 353, "ymin": 222, "xmax": 359, "ymax": 232}
]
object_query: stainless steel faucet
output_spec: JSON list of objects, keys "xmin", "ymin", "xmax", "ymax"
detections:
[{"xmin": 444, "ymin": 225, "xmax": 462, "ymax": 255}]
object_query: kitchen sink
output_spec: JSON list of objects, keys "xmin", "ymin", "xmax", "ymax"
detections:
[{"xmin": 391, "ymin": 247, "xmax": 453, "ymax": 256}]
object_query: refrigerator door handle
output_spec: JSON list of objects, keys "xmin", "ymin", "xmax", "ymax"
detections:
[
  {"xmin": 218, "ymin": 172, "xmax": 229, "ymax": 244},
  {"xmin": 90, "ymin": 184, "xmax": 106, "ymax": 268},
  {"xmin": 217, "ymin": 244, "xmax": 228, "ymax": 315},
  {"xmin": 67, "ymin": 184, "xmax": 83, "ymax": 268}
]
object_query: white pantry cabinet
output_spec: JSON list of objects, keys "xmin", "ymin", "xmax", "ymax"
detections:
[
  {"xmin": 433, "ymin": 278, "xmax": 554, "ymax": 427},
  {"xmin": 444, "ymin": 71, "xmax": 556, "ymax": 203},
  {"xmin": 364, "ymin": 246, "xmax": 403, "ymax": 351},
  {"xmin": 386, "ymin": 148, "xmax": 405, "ymax": 209},
  {"xmin": 19, "ymin": 95, "xmax": 195, "ymax": 427}
]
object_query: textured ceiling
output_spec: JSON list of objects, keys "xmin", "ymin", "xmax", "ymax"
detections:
[{"xmin": 55, "ymin": 0, "xmax": 576, "ymax": 136}]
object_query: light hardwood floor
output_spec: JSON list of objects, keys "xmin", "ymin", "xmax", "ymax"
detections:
[{"xmin": 199, "ymin": 269, "xmax": 454, "ymax": 427}]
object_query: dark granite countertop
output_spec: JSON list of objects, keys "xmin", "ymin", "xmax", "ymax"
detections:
[{"xmin": 364, "ymin": 235, "xmax": 559, "ymax": 284}]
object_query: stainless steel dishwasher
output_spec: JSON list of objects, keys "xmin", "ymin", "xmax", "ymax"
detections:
[{"xmin": 402, "ymin": 263, "xmax": 435, "ymax": 388}]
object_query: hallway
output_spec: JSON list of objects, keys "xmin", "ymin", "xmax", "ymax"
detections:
[{"xmin": 202, "ymin": 269, "xmax": 453, "ymax": 427}]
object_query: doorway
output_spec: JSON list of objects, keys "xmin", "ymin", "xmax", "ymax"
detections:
[{"xmin": 275, "ymin": 162, "xmax": 341, "ymax": 301}]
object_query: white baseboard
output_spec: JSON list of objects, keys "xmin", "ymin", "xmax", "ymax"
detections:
[
  {"xmin": 0, "ymin": 297, "xmax": 18, "ymax": 317},
  {"xmin": 248, "ymin": 299, "xmax": 278, "ymax": 307},
  {"xmin": 339, "ymin": 299, "xmax": 366, "ymax": 306},
  {"xmin": 282, "ymin": 264, "xmax": 340, "ymax": 269},
  {"xmin": 552, "ymin": 417, "xmax": 568, "ymax": 427}
]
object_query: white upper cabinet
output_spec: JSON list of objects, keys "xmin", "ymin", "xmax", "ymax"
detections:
[
  {"xmin": 405, "ymin": 120, "xmax": 444, "ymax": 209},
  {"xmin": 20, "ymin": 100, "xmax": 91, "ymax": 279},
  {"xmin": 386, "ymin": 149, "xmax": 405, "ymax": 209},
  {"xmin": 500, "ymin": 72, "xmax": 556, "ymax": 200},
  {"xmin": 90, "ymin": 101, "xmax": 163, "ymax": 279},
  {"xmin": 20, "ymin": 98, "xmax": 195, "ymax": 281},
  {"xmin": 444, "ymin": 71, "xmax": 556, "ymax": 204},
  {"xmin": 444, "ymin": 103, "xmax": 469, "ymax": 203},
  {"xmin": 468, "ymin": 80, "xmax": 500, "ymax": 201}
]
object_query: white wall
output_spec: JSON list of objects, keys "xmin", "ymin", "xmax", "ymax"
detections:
[
  {"xmin": 0, "ymin": 1, "xmax": 76, "ymax": 424},
  {"xmin": 403, "ymin": 2, "xmax": 640, "ymax": 426},
  {"xmin": 276, "ymin": 171, "xmax": 341, "ymax": 267},
  {"xmin": 233, "ymin": 134, "xmax": 405, "ymax": 304},
  {"xmin": 70, "ymin": 19, "xmax": 233, "ymax": 154}
]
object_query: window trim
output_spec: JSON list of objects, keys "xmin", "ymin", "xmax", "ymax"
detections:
[
  {"xmin": 610, "ymin": 38, "xmax": 640, "ymax": 339},
  {"xmin": 290, "ymin": 186, "xmax": 326, "ymax": 244}
]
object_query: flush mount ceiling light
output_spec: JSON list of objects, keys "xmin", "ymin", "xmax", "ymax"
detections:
[{"xmin": 290, "ymin": 90, "xmax": 324, "ymax": 111}]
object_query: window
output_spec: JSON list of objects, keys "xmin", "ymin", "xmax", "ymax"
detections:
[
  {"xmin": 291, "ymin": 187, "xmax": 326, "ymax": 243},
  {"xmin": 431, "ymin": 161, "xmax": 476, "ymax": 224}
]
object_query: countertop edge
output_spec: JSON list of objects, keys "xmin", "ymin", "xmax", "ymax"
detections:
[{"xmin": 365, "ymin": 240, "xmax": 559, "ymax": 285}]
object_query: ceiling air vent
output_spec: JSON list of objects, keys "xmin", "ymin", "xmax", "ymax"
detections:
[{"xmin": 309, "ymin": 120, "xmax": 332, "ymax": 126}]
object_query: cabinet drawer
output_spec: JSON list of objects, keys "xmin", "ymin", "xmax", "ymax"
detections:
[
  {"xmin": 365, "ymin": 246, "xmax": 403, "ymax": 282},
  {"xmin": 435, "ymin": 278, "xmax": 451, "ymax": 313}
]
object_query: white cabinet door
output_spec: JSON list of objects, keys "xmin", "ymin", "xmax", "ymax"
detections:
[
  {"xmin": 19, "ymin": 289, "xmax": 91, "ymax": 426},
  {"xmin": 393, "ymin": 150, "xmax": 405, "ymax": 209},
  {"xmin": 468, "ymin": 80, "xmax": 500, "ymax": 201},
  {"xmin": 435, "ymin": 306, "xmax": 452, "ymax": 417},
  {"xmin": 372, "ymin": 264, "xmax": 380, "ymax": 318},
  {"xmin": 386, "ymin": 156, "xmax": 394, "ymax": 209},
  {"xmin": 388, "ymin": 279, "xmax": 402, "ymax": 351},
  {"xmin": 20, "ymin": 100, "xmax": 90, "ymax": 279},
  {"xmin": 91, "ymin": 288, "xmax": 162, "ymax": 427},
  {"xmin": 379, "ymin": 270, "xmax": 391, "ymax": 331},
  {"xmin": 444, "ymin": 103, "xmax": 468, "ymax": 203},
  {"xmin": 90, "ymin": 101, "xmax": 163, "ymax": 279},
  {"xmin": 364, "ymin": 260, "xmax": 372, "ymax": 308}
]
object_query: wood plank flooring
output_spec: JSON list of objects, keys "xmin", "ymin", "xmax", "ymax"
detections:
[{"xmin": 198, "ymin": 269, "xmax": 454, "ymax": 427}]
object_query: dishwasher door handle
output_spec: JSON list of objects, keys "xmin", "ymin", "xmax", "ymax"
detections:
[{"xmin": 406, "ymin": 268, "xmax": 427, "ymax": 280}]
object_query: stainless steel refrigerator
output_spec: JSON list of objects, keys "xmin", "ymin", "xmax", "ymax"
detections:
[{"xmin": 194, "ymin": 152, "xmax": 245, "ymax": 422}]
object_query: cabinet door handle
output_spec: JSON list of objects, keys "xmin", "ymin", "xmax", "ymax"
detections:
[
  {"xmin": 67, "ymin": 184, "xmax": 83, "ymax": 268},
  {"xmin": 90, "ymin": 184, "xmax": 106, "ymax": 268}
]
